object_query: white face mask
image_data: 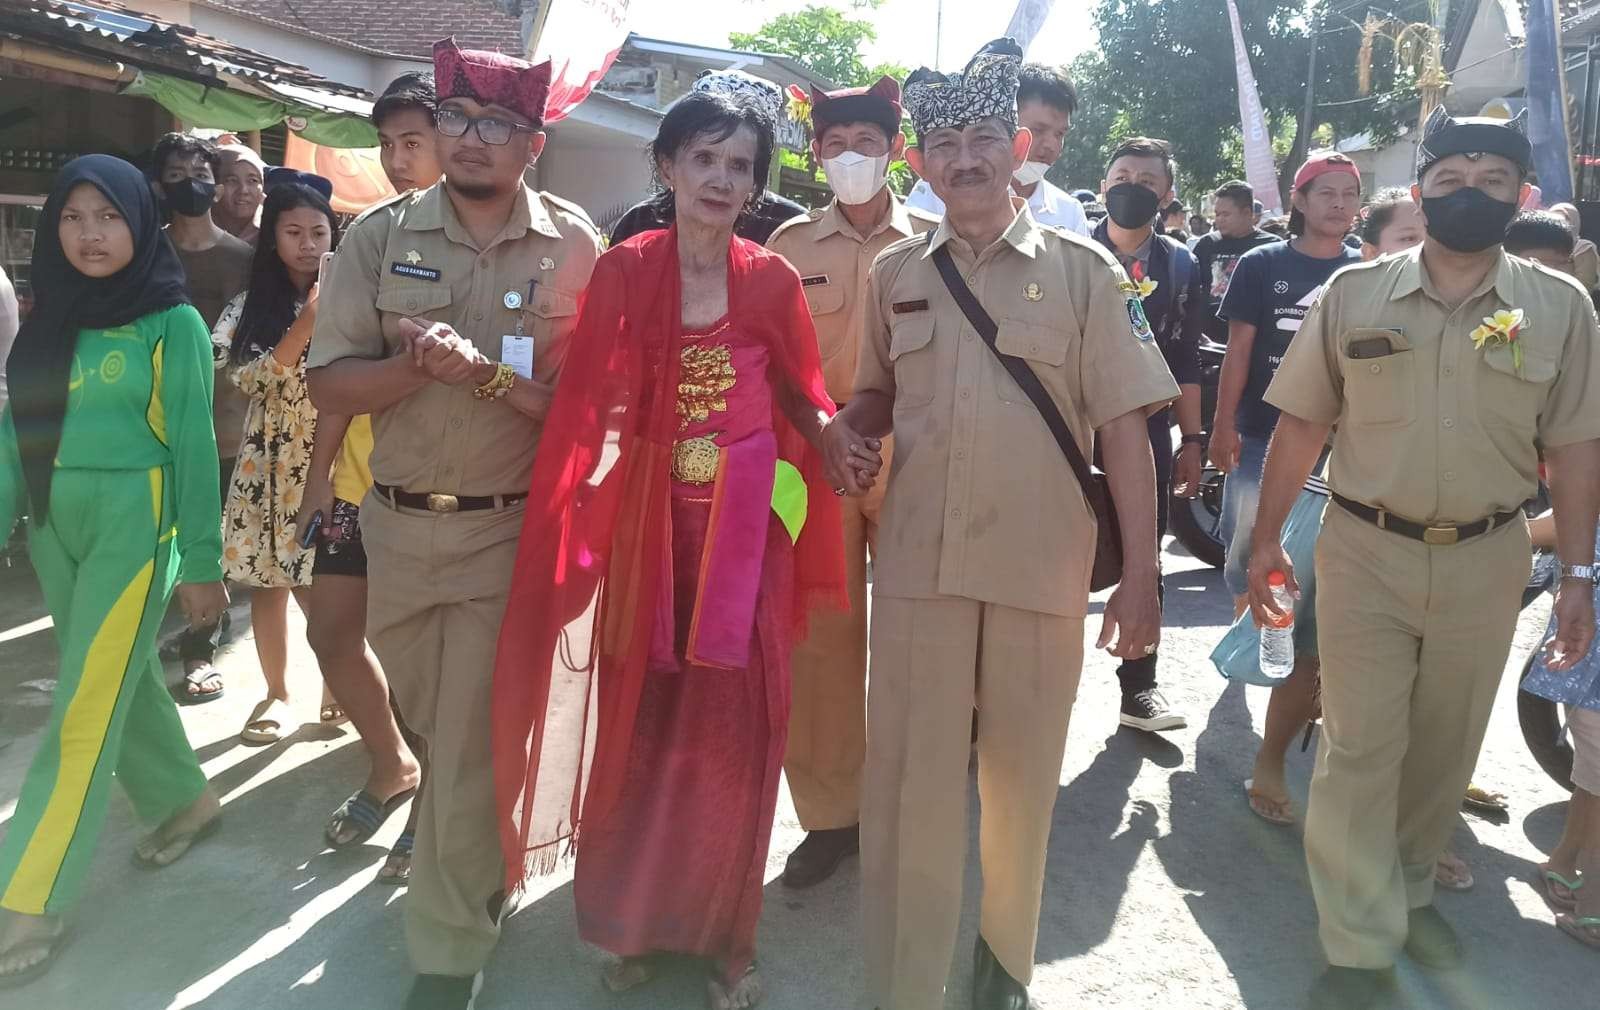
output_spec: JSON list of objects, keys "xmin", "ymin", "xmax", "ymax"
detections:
[
  {"xmin": 1012, "ymin": 160, "xmax": 1050, "ymax": 187},
  {"xmin": 822, "ymin": 151, "xmax": 890, "ymax": 206}
]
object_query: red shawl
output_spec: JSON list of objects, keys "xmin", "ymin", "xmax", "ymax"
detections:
[{"xmin": 491, "ymin": 227, "xmax": 846, "ymax": 890}]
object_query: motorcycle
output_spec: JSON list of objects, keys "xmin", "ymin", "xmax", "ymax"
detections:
[
  {"xmin": 1518, "ymin": 546, "xmax": 1577, "ymax": 791},
  {"xmin": 1169, "ymin": 335, "xmax": 1228, "ymax": 567}
]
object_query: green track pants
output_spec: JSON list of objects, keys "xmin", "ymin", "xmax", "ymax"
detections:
[{"xmin": 0, "ymin": 466, "xmax": 207, "ymax": 916}]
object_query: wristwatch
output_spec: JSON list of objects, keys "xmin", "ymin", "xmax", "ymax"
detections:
[
  {"xmin": 1178, "ymin": 433, "xmax": 1207, "ymax": 451},
  {"xmin": 1560, "ymin": 564, "xmax": 1598, "ymax": 582}
]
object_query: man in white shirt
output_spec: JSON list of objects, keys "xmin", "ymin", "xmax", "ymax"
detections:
[{"xmin": 905, "ymin": 62, "xmax": 1090, "ymax": 236}]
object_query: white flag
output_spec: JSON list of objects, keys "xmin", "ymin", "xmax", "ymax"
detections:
[
  {"xmin": 1005, "ymin": 0, "xmax": 1057, "ymax": 55},
  {"xmin": 532, "ymin": 0, "xmax": 634, "ymax": 124},
  {"xmin": 1225, "ymin": 0, "xmax": 1282, "ymax": 213}
]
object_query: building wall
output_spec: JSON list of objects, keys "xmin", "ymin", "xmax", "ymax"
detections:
[
  {"xmin": 536, "ymin": 142, "xmax": 655, "ymax": 233},
  {"xmin": 1349, "ymin": 138, "xmax": 1421, "ymax": 194},
  {"xmin": 1448, "ymin": 0, "xmax": 1527, "ymax": 114}
]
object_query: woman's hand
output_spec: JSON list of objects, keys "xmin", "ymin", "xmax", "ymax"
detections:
[
  {"xmin": 295, "ymin": 474, "xmax": 335, "ymax": 546},
  {"xmin": 177, "ymin": 581, "xmax": 230, "ymax": 629}
]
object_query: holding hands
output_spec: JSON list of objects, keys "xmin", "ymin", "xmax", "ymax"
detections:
[
  {"xmin": 399, "ymin": 317, "xmax": 489, "ymax": 386},
  {"xmin": 821, "ymin": 417, "xmax": 884, "ymax": 497}
]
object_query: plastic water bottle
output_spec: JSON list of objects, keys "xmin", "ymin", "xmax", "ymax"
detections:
[{"xmin": 1258, "ymin": 571, "xmax": 1296, "ymax": 680}]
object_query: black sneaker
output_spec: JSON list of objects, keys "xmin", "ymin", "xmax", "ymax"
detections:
[
  {"xmin": 782, "ymin": 825, "xmax": 860, "ymax": 889},
  {"xmin": 402, "ymin": 973, "xmax": 482, "ymax": 1010},
  {"xmin": 1119, "ymin": 688, "xmax": 1186, "ymax": 733}
]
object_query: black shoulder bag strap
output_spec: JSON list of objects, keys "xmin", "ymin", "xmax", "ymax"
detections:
[{"xmin": 927, "ymin": 235, "xmax": 1124, "ymax": 589}]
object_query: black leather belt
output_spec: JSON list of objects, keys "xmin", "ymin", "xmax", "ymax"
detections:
[
  {"xmin": 374, "ymin": 482, "xmax": 527, "ymax": 514},
  {"xmin": 1331, "ymin": 492, "xmax": 1518, "ymax": 546}
]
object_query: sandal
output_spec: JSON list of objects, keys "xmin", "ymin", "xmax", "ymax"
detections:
[
  {"xmin": 133, "ymin": 814, "xmax": 221, "ymax": 869},
  {"xmin": 0, "ymin": 923, "xmax": 68, "ymax": 989},
  {"xmin": 377, "ymin": 831, "xmax": 414, "ymax": 886},
  {"xmin": 1243, "ymin": 779, "xmax": 1295, "ymax": 825},
  {"xmin": 176, "ymin": 663, "xmax": 225, "ymax": 705},
  {"xmin": 320, "ymin": 704, "xmax": 347, "ymax": 725},
  {"xmin": 324, "ymin": 787, "xmax": 417, "ymax": 849},
  {"xmin": 602, "ymin": 954, "xmax": 660, "ymax": 993},
  {"xmin": 1434, "ymin": 851, "xmax": 1474, "ymax": 892},
  {"xmin": 706, "ymin": 960, "xmax": 762, "ymax": 1010},
  {"xmin": 240, "ymin": 698, "xmax": 295, "ymax": 745},
  {"xmin": 1539, "ymin": 868, "xmax": 1584, "ymax": 911},
  {"xmin": 1556, "ymin": 914, "xmax": 1600, "ymax": 950}
]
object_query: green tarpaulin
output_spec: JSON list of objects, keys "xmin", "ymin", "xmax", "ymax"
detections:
[{"xmin": 126, "ymin": 73, "xmax": 377, "ymax": 149}]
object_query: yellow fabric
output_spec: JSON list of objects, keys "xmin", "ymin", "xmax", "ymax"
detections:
[
  {"xmin": 146, "ymin": 336, "xmax": 166, "ymax": 444},
  {"xmin": 771, "ymin": 459, "xmax": 807, "ymax": 544},
  {"xmin": 332, "ymin": 414, "xmax": 376, "ymax": 504}
]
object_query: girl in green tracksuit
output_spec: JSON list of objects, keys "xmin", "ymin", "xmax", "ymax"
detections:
[{"xmin": 0, "ymin": 154, "xmax": 229, "ymax": 986}]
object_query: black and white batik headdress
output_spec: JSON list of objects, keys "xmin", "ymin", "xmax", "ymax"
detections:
[
  {"xmin": 693, "ymin": 68, "xmax": 786, "ymax": 122},
  {"xmin": 903, "ymin": 37, "xmax": 1024, "ymax": 138}
]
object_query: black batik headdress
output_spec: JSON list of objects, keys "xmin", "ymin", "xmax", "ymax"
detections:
[
  {"xmin": 903, "ymin": 38, "xmax": 1024, "ymax": 138},
  {"xmin": 1415, "ymin": 105, "xmax": 1533, "ymax": 179}
]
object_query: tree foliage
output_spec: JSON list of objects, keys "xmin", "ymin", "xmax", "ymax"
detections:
[
  {"xmin": 1084, "ymin": 0, "xmax": 1445, "ymax": 204},
  {"xmin": 729, "ymin": 1, "xmax": 905, "ymax": 88}
]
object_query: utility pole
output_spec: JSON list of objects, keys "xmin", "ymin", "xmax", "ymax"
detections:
[
  {"xmin": 935, "ymin": 0, "xmax": 943, "ymax": 69},
  {"xmin": 1300, "ymin": 5, "xmax": 1322, "ymax": 152}
]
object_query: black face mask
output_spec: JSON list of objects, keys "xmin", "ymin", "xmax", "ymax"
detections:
[
  {"xmin": 161, "ymin": 178, "xmax": 217, "ymax": 218},
  {"xmin": 1104, "ymin": 182, "xmax": 1162, "ymax": 230},
  {"xmin": 1420, "ymin": 186, "xmax": 1519, "ymax": 253}
]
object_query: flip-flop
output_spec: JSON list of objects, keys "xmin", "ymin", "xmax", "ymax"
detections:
[
  {"xmin": 324, "ymin": 787, "xmax": 416, "ymax": 849},
  {"xmin": 0, "ymin": 926, "xmax": 68, "ymax": 990},
  {"xmin": 175, "ymin": 664, "xmax": 225, "ymax": 705},
  {"xmin": 1556, "ymin": 914, "xmax": 1600, "ymax": 951},
  {"xmin": 1243, "ymin": 779, "xmax": 1296, "ymax": 825},
  {"xmin": 133, "ymin": 815, "xmax": 221, "ymax": 870},
  {"xmin": 376, "ymin": 831, "xmax": 414, "ymax": 886},
  {"xmin": 319, "ymin": 704, "xmax": 348, "ymax": 726},
  {"xmin": 1463, "ymin": 785, "xmax": 1509, "ymax": 813},
  {"xmin": 240, "ymin": 698, "xmax": 295, "ymax": 746},
  {"xmin": 1540, "ymin": 869, "xmax": 1584, "ymax": 911}
]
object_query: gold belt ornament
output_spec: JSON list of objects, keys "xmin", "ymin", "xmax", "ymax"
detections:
[{"xmin": 672, "ymin": 436, "xmax": 721, "ymax": 485}]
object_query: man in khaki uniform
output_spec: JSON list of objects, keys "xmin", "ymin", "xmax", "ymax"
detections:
[
  {"xmin": 823, "ymin": 39, "xmax": 1177, "ymax": 1010},
  {"xmin": 766, "ymin": 75, "xmax": 937, "ymax": 889},
  {"xmin": 1246, "ymin": 109, "xmax": 1600, "ymax": 1010},
  {"xmin": 306, "ymin": 39, "xmax": 600, "ymax": 1010}
]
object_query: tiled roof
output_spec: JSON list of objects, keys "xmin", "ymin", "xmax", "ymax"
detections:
[
  {"xmin": 193, "ymin": 0, "xmax": 523, "ymax": 59},
  {"xmin": 0, "ymin": 0, "xmax": 366, "ymax": 94}
]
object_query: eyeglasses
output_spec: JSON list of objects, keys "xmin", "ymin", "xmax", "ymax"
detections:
[{"xmin": 434, "ymin": 107, "xmax": 537, "ymax": 146}]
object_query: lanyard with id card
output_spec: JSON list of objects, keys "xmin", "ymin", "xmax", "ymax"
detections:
[{"xmin": 501, "ymin": 277, "xmax": 537, "ymax": 379}]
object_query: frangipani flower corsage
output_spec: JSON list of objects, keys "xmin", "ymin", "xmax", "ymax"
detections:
[
  {"xmin": 1131, "ymin": 261, "xmax": 1158, "ymax": 299},
  {"xmin": 1470, "ymin": 308, "xmax": 1525, "ymax": 376}
]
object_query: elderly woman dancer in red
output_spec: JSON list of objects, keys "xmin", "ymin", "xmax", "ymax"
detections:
[{"xmin": 491, "ymin": 88, "xmax": 845, "ymax": 1010}]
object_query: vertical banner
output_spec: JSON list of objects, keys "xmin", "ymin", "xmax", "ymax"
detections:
[
  {"xmin": 1526, "ymin": 0, "xmax": 1575, "ymax": 204},
  {"xmin": 1005, "ymin": 0, "xmax": 1057, "ymax": 55},
  {"xmin": 531, "ymin": 0, "xmax": 634, "ymax": 124},
  {"xmin": 1225, "ymin": 0, "xmax": 1283, "ymax": 213}
]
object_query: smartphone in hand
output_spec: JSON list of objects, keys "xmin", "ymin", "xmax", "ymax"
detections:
[{"xmin": 299, "ymin": 510, "xmax": 324, "ymax": 549}]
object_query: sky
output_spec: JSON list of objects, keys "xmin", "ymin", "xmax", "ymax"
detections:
[{"xmin": 625, "ymin": 0, "xmax": 1099, "ymax": 73}]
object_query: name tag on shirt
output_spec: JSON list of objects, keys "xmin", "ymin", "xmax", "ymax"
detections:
[
  {"xmin": 391, "ymin": 262, "xmax": 442, "ymax": 282},
  {"xmin": 801, "ymin": 274, "xmax": 830, "ymax": 288},
  {"xmin": 501, "ymin": 335, "xmax": 534, "ymax": 379}
]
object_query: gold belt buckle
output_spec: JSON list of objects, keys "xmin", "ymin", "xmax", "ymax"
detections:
[
  {"xmin": 1424, "ymin": 524, "xmax": 1459, "ymax": 545},
  {"xmin": 672, "ymin": 437, "xmax": 721, "ymax": 485},
  {"xmin": 426, "ymin": 492, "xmax": 460, "ymax": 513}
]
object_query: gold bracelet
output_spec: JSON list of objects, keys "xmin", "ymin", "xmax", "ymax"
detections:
[{"xmin": 472, "ymin": 362, "xmax": 516, "ymax": 400}]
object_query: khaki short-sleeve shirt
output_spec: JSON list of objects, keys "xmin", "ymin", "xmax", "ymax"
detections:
[
  {"xmin": 309, "ymin": 184, "xmax": 601, "ymax": 496},
  {"xmin": 766, "ymin": 197, "xmax": 937, "ymax": 401},
  {"xmin": 1266, "ymin": 246, "xmax": 1600, "ymax": 522},
  {"xmin": 856, "ymin": 204, "xmax": 1179, "ymax": 618}
]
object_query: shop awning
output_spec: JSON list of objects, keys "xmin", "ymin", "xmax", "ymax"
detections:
[{"xmin": 125, "ymin": 70, "xmax": 377, "ymax": 148}]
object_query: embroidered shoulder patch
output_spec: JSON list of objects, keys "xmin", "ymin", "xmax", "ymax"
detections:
[{"xmin": 1127, "ymin": 296, "xmax": 1154, "ymax": 342}]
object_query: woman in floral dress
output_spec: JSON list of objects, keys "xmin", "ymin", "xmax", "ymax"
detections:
[{"xmin": 213, "ymin": 176, "xmax": 337, "ymax": 744}]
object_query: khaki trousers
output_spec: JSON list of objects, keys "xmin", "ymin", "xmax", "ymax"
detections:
[
  {"xmin": 785, "ymin": 466, "xmax": 884, "ymax": 830},
  {"xmin": 1307, "ymin": 505, "xmax": 1529, "ymax": 968},
  {"xmin": 361, "ymin": 494, "xmax": 524, "ymax": 976},
  {"xmin": 862, "ymin": 594, "xmax": 1084, "ymax": 1010}
]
